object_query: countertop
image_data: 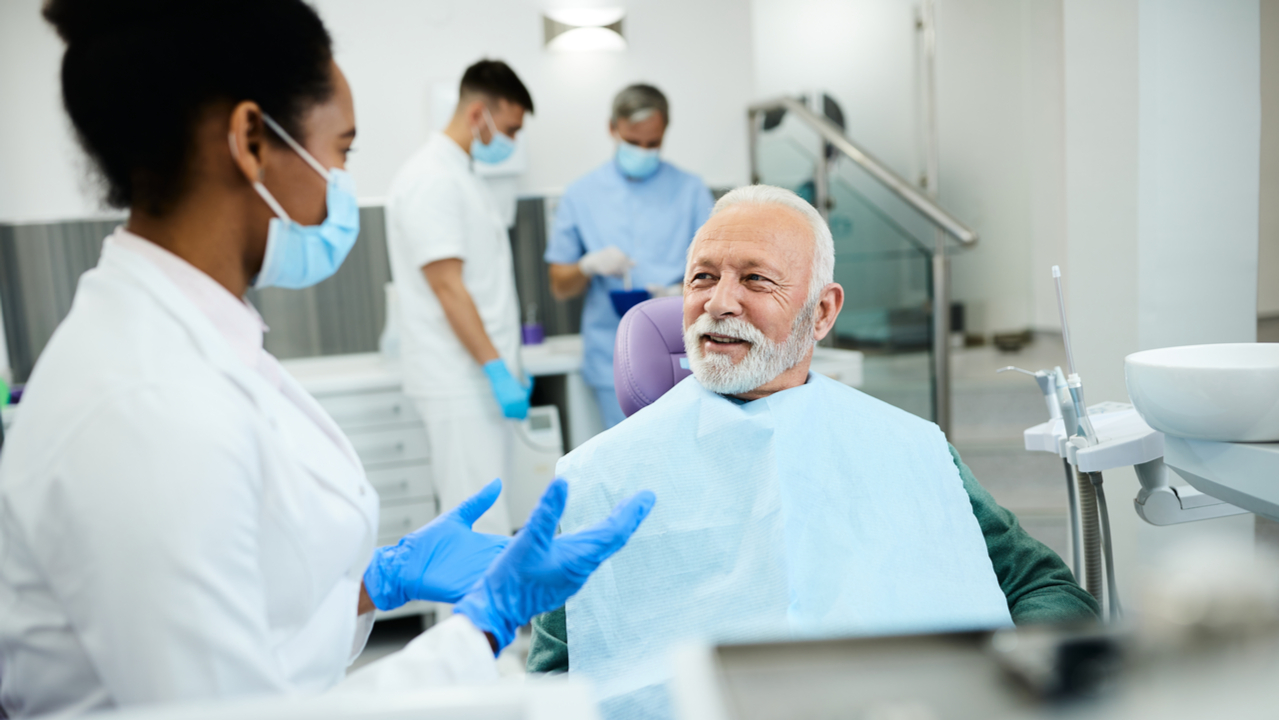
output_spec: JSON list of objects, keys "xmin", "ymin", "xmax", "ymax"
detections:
[{"xmin": 280, "ymin": 335, "xmax": 863, "ymax": 396}]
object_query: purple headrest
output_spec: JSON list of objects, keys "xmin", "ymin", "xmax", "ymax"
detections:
[{"xmin": 613, "ymin": 296, "xmax": 693, "ymax": 418}]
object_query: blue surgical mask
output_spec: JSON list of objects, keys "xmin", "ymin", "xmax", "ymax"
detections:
[
  {"xmin": 471, "ymin": 107, "xmax": 516, "ymax": 165},
  {"xmin": 615, "ymin": 140, "xmax": 661, "ymax": 180},
  {"xmin": 239, "ymin": 113, "xmax": 361, "ymax": 290}
]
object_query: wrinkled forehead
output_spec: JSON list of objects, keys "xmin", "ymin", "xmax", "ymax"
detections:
[{"xmin": 687, "ymin": 204, "xmax": 815, "ymax": 274}]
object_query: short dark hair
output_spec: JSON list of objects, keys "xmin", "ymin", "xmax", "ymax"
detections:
[
  {"xmin": 459, "ymin": 59, "xmax": 534, "ymax": 114},
  {"xmin": 43, "ymin": 0, "xmax": 336, "ymax": 215}
]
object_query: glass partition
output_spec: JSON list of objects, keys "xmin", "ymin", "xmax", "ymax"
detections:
[{"xmin": 754, "ymin": 111, "xmax": 937, "ymax": 421}]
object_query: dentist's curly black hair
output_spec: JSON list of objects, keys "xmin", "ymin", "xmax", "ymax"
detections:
[{"xmin": 43, "ymin": 0, "xmax": 335, "ymax": 214}]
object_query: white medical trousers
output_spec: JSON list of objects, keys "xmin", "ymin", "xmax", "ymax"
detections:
[{"xmin": 413, "ymin": 394, "xmax": 514, "ymax": 536}]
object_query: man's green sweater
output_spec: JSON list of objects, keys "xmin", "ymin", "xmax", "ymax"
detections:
[{"xmin": 526, "ymin": 444, "xmax": 1098, "ymax": 674}]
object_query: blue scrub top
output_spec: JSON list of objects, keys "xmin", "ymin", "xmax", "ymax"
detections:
[{"xmin": 545, "ymin": 160, "xmax": 714, "ymax": 390}]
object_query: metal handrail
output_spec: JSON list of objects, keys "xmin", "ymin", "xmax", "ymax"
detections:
[
  {"xmin": 747, "ymin": 85, "xmax": 976, "ymax": 436},
  {"xmin": 746, "ymin": 96, "xmax": 978, "ymax": 246}
]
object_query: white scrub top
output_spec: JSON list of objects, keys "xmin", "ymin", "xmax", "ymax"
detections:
[
  {"xmin": 386, "ymin": 132, "xmax": 523, "ymax": 400},
  {"xmin": 0, "ymin": 230, "xmax": 496, "ymax": 718}
]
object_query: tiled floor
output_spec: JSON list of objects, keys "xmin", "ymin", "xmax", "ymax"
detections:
[{"xmin": 350, "ymin": 335, "xmax": 1077, "ymax": 670}]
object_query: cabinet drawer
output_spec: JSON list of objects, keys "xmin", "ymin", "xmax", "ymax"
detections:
[
  {"xmin": 378, "ymin": 501, "xmax": 437, "ymax": 543},
  {"xmin": 348, "ymin": 426, "xmax": 430, "ymax": 465},
  {"xmin": 366, "ymin": 462, "xmax": 433, "ymax": 503},
  {"xmin": 316, "ymin": 391, "xmax": 418, "ymax": 430}
]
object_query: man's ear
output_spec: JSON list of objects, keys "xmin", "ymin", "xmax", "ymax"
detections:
[{"xmin": 812, "ymin": 283, "xmax": 845, "ymax": 342}]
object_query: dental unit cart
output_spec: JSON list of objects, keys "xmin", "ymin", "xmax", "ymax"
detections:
[{"xmin": 1002, "ymin": 267, "xmax": 1278, "ymax": 623}]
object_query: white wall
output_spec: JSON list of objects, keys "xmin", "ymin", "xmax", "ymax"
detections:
[
  {"xmin": 935, "ymin": 0, "xmax": 1040, "ymax": 335},
  {"xmin": 0, "ymin": 0, "xmax": 104, "ymax": 223},
  {"xmin": 751, "ymin": 0, "xmax": 923, "ymax": 182},
  {"xmin": 1137, "ymin": 0, "xmax": 1260, "ymax": 349},
  {"xmin": 1021, "ymin": 2, "xmax": 1070, "ymax": 333},
  {"xmin": 750, "ymin": 0, "xmax": 1067, "ymax": 336},
  {"xmin": 316, "ymin": 0, "xmax": 755, "ymax": 199},
  {"xmin": 0, "ymin": 0, "xmax": 755, "ymax": 223}
]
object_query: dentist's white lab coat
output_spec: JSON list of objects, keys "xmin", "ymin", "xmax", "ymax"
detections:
[{"xmin": 0, "ymin": 239, "xmax": 497, "ymax": 718}]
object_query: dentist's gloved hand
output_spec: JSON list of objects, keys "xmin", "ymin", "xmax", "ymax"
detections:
[
  {"xmin": 363, "ymin": 479, "xmax": 511, "ymax": 610},
  {"xmin": 482, "ymin": 359, "xmax": 531, "ymax": 420},
  {"xmin": 578, "ymin": 246, "xmax": 635, "ymax": 278},
  {"xmin": 454, "ymin": 478, "xmax": 656, "ymax": 652}
]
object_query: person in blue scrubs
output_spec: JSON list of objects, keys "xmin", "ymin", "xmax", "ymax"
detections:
[{"xmin": 545, "ymin": 84, "xmax": 714, "ymax": 428}]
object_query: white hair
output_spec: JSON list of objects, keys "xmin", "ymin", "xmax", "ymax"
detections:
[{"xmin": 693, "ymin": 184, "xmax": 835, "ymax": 303}]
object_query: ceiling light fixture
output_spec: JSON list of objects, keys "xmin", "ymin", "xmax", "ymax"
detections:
[{"xmin": 543, "ymin": 8, "xmax": 626, "ymax": 52}]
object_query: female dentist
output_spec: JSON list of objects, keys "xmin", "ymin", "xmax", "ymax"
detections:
[{"xmin": 0, "ymin": 0, "xmax": 653, "ymax": 717}]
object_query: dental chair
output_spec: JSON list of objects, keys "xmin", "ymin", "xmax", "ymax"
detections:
[{"xmin": 612, "ymin": 296, "xmax": 692, "ymax": 418}]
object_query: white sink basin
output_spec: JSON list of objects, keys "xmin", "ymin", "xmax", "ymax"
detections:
[{"xmin": 1125, "ymin": 343, "xmax": 1279, "ymax": 442}]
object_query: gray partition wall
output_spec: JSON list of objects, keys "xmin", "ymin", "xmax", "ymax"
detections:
[
  {"xmin": 0, "ymin": 217, "xmax": 123, "ymax": 382},
  {"xmin": 512, "ymin": 196, "xmax": 582, "ymax": 338},
  {"xmin": 0, "ymin": 200, "xmax": 572, "ymax": 383}
]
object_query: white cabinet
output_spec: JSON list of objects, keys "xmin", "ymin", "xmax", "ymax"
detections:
[
  {"xmin": 281, "ymin": 354, "xmax": 438, "ymax": 622},
  {"xmin": 365, "ymin": 462, "xmax": 435, "ymax": 504},
  {"xmin": 347, "ymin": 425, "xmax": 432, "ymax": 466}
]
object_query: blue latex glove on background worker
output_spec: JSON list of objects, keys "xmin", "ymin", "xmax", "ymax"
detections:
[
  {"xmin": 363, "ymin": 479, "xmax": 511, "ymax": 609},
  {"xmin": 483, "ymin": 359, "xmax": 532, "ymax": 420},
  {"xmin": 456, "ymin": 478, "xmax": 656, "ymax": 651}
]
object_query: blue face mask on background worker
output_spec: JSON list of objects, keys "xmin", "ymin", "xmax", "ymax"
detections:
[
  {"xmin": 240, "ymin": 113, "xmax": 362, "ymax": 290},
  {"xmin": 472, "ymin": 106, "xmax": 517, "ymax": 165},
  {"xmin": 615, "ymin": 140, "xmax": 661, "ymax": 180}
]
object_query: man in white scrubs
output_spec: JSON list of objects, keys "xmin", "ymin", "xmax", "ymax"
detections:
[{"xmin": 387, "ymin": 60, "xmax": 534, "ymax": 535}]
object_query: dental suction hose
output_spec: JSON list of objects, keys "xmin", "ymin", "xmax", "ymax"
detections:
[
  {"xmin": 1075, "ymin": 469, "xmax": 1103, "ymax": 602},
  {"xmin": 1063, "ymin": 460, "xmax": 1084, "ymax": 583},
  {"xmin": 1090, "ymin": 472, "xmax": 1122, "ymax": 620}
]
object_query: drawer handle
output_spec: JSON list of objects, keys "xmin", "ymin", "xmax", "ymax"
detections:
[
  {"xmin": 375, "ymin": 479, "xmax": 411, "ymax": 494},
  {"xmin": 334, "ymin": 403, "xmax": 405, "ymax": 425},
  {"xmin": 362, "ymin": 441, "xmax": 405, "ymax": 458},
  {"xmin": 381, "ymin": 516, "xmax": 413, "ymax": 532}
]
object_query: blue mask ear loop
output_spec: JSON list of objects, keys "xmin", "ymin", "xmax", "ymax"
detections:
[
  {"xmin": 474, "ymin": 106, "xmax": 507, "ymax": 147},
  {"xmin": 228, "ymin": 130, "xmax": 292, "ymax": 222},
  {"xmin": 230, "ymin": 112, "xmax": 333, "ymax": 223},
  {"xmin": 260, "ymin": 113, "xmax": 332, "ymax": 182}
]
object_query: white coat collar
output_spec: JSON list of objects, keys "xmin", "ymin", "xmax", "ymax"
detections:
[{"xmin": 99, "ymin": 237, "xmax": 371, "ymax": 509}]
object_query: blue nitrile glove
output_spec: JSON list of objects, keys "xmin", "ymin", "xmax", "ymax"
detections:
[
  {"xmin": 363, "ymin": 479, "xmax": 511, "ymax": 611},
  {"xmin": 482, "ymin": 359, "xmax": 531, "ymax": 420},
  {"xmin": 454, "ymin": 478, "xmax": 656, "ymax": 652}
]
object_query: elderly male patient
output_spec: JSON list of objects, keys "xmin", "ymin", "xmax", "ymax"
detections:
[{"xmin": 528, "ymin": 185, "xmax": 1097, "ymax": 715}]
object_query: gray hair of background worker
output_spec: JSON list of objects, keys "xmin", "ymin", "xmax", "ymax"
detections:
[{"xmin": 611, "ymin": 84, "xmax": 668, "ymax": 127}]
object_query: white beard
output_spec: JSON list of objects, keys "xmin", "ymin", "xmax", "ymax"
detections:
[{"xmin": 682, "ymin": 302, "xmax": 816, "ymax": 395}]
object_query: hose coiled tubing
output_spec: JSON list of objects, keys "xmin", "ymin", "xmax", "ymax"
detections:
[{"xmin": 1076, "ymin": 469, "xmax": 1102, "ymax": 601}]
